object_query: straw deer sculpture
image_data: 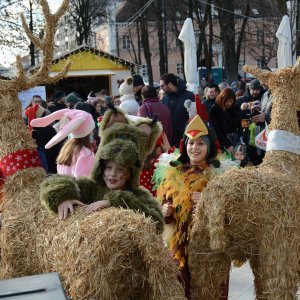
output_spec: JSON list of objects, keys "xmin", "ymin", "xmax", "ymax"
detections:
[
  {"xmin": 189, "ymin": 59, "xmax": 300, "ymax": 299},
  {"xmin": 0, "ymin": 1, "xmax": 186, "ymax": 299}
]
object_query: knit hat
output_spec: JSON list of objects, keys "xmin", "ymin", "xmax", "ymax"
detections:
[
  {"xmin": 30, "ymin": 109, "xmax": 95, "ymax": 149},
  {"xmin": 119, "ymin": 77, "xmax": 134, "ymax": 96},
  {"xmin": 65, "ymin": 92, "xmax": 81, "ymax": 105},
  {"xmin": 87, "ymin": 91, "xmax": 99, "ymax": 104},
  {"xmin": 25, "ymin": 104, "xmax": 45, "ymax": 133},
  {"xmin": 53, "ymin": 91, "xmax": 66, "ymax": 102},
  {"xmin": 249, "ymin": 79, "xmax": 261, "ymax": 90},
  {"xmin": 132, "ymin": 74, "xmax": 144, "ymax": 87}
]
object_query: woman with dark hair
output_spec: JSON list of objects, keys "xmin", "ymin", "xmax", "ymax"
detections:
[{"xmin": 210, "ymin": 87, "xmax": 241, "ymax": 154}]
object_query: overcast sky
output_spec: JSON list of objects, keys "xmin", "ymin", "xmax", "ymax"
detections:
[{"xmin": 0, "ymin": 0, "xmax": 62, "ymax": 67}]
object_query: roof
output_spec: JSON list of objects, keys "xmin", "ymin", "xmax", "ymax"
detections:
[{"xmin": 30, "ymin": 45, "xmax": 136, "ymax": 72}]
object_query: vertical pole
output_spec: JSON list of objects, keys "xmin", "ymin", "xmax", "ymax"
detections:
[
  {"xmin": 29, "ymin": 0, "xmax": 35, "ymax": 66},
  {"xmin": 163, "ymin": 0, "xmax": 168, "ymax": 73}
]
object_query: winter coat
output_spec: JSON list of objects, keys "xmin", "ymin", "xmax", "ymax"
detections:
[
  {"xmin": 57, "ymin": 146, "xmax": 95, "ymax": 178},
  {"xmin": 237, "ymin": 91, "xmax": 262, "ymax": 120},
  {"xmin": 210, "ymin": 104, "xmax": 241, "ymax": 149},
  {"xmin": 119, "ymin": 95, "xmax": 139, "ymax": 115},
  {"xmin": 32, "ymin": 125, "xmax": 60, "ymax": 174},
  {"xmin": 162, "ymin": 79, "xmax": 194, "ymax": 147},
  {"xmin": 138, "ymin": 97, "xmax": 173, "ymax": 143}
]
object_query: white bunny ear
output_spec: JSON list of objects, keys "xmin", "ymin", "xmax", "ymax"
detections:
[
  {"xmin": 30, "ymin": 109, "xmax": 70, "ymax": 127},
  {"xmin": 45, "ymin": 116, "xmax": 86, "ymax": 149}
]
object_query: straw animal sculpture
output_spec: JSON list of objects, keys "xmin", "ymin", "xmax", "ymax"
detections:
[
  {"xmin": 189, "ymin": 59, "xmax": 300, "ymax": 299},
  {"xmin": 0, "ymin": 1, "xmax": 186, "ymax": 299}
]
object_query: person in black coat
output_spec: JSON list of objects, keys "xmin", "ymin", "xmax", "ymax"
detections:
[
  {"xmin": 210, "ymin": 88, "xmax": 241, "ymax": 154},
  {"xmin": 160, "ymin": 73, "xmax": 194, "ymax": 147}
]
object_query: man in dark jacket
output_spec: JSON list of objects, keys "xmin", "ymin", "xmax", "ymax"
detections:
[
  {"xmin": 132, "ymin": 74, "xmax": 145, "ymax": 106},
  {"xmin": 237, "ymin": 79, "xmax": 263, "ymax": 119},
  {"xmin": 160, "ymin": 73, "xmax": 194, "ymax": 147},
  {"xmin": 48, "ymin": 91, "xmax": 67, "ymax": 113}
]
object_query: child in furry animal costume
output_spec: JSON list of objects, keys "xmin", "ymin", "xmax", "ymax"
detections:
[{"xmin": 38, "ymin": 108, "xmax": 164, "ymax": 232}]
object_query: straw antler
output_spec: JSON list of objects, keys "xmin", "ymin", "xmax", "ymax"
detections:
[
  {"xmin": 0, "ymin": 0, "xmax": 70, "ymax": 92},
  {"xmin": 243, "ymin": 64, "xmax": 271, "ymax": 84}
]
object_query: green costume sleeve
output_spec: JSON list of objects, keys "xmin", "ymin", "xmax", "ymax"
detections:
[
  {"xmin": 104, "ymin": 188, "xmax": 164, "ymax": 233},
  {"xmin": 40, "ymin": 175, "xmax": 108, "ymax": 213},
  {"xmin": 40, "ymin": 175, "xmax": 81, "ymax": 213}
]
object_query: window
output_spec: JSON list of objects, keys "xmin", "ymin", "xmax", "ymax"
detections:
[
  {"xmin": 257, "ymin": 30, "xmax": 263, "ymax": 43},
  {"xmin": 139, "ymin": 65, "xmax": 148, "ymax": 77},
  {"xmin": 122, "ymin": 35, "xmax": 130, "ymax": 49},
  {"xmin": 176, "ymin": 63, "xmax": 183, "ymax": 75}
]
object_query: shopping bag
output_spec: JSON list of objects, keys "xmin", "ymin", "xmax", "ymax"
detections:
[{"xmin": 255, "ymin": 123, "xmax": 269, "ymax": 151}]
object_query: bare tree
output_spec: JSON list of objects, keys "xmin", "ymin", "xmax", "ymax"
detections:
[
  {"xmin": 215, "ymin": 0, "xmax": 250, "ymax": 82},
  {"xmin": 69, "ymin": 0, "xmax": 109, "ymax": 46}
]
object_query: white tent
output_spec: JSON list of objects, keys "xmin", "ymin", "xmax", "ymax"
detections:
[
  {"xmin": 178, "ymin": 18, "xmax": 198, "ymax": 93},
  {"xmin": 276, "ymin": 15, "xmax": 292, "ymax": 68}
]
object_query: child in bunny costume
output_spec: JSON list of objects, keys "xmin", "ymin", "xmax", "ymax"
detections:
[
  {"xmin": 35, "ymin": 107, "xmax": 164, "ymax": 232},
  {"xmin": 31, "ymin": 109, "xmax": 95, "ymax": 177}
]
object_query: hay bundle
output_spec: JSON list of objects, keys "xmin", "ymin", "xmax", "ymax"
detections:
[
  {"xmin": 189, "ymin": 60, "xmax": 300, "ymax": 299},
  {"xmin": 0, "ymin": 169, "xmax": 185, "ymax": 299},
  {"xmin": 0, "ymin": 1, "xmax": 185, "ymax": 298}
]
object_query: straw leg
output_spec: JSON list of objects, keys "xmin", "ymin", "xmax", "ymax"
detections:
[
  {"xmin": 257, "ymin": 233, "xmax": 299, "ymax": 300},
  {"xmin": 190, "ymin": 250, "xmax": 231, "ymax": 300},
  {"xmin": 249, "ymin": 256, "xmax": 263, "ymax": 298}
]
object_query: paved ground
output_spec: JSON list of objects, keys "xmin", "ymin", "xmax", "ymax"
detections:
[
  {"xmin": 228, "ymin": 261, "xmax": 255, "ymax": 299},
  {"xmin": 228, "ymin": 261, "xmax": 300, "ymax": 299}
]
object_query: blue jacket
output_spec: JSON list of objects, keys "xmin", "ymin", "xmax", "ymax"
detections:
[{"xmin": 162, "ymin": 79, "xmax": 194, "ymax": 147}]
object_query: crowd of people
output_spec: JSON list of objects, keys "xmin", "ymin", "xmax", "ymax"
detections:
[{"xmin": 20, "ymin": 72, "xmax": 274, "ymax": 299}]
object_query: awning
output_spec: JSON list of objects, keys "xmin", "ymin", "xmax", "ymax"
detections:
[{"xmin": 49, "ymin": 70, "xmax": 116, "ymax": 77}]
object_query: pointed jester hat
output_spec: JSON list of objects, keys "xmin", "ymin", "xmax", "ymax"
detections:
[
  {"xmin": 90, "ymin": 107, "xmax": 162, "ymax": 189},
  {"xmin": 177, "ymin": 114, "xmax": 217, "ymax": 164}
]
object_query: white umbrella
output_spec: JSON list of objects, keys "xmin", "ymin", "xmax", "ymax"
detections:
[
  {"xmin": 276, "ymin": 15, "xmax": 292, "ymax": 68},
  {"xmin": 178, "ymin": 18, "xmax": 198, "ymax": 93}
]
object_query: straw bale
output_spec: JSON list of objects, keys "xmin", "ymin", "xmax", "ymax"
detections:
[
  {"xmin": 0, "ymin": 169, "xmax": 185, "ymax": 299},
  {"xmin": 189, "ymin": 61, "xmax": 300, "ymax": 299}
]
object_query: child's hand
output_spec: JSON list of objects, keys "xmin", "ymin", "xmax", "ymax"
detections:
[
  {"xmin": 161, "ymin": 133, "xmax": 171, "ymax": 152},
  {"xmin": 58, "ymin": 200, "xmax": 85, "ymax": 220},
  {"xmin": 161, "ymin": 203, "xmax": 173, "ymax": 217},
  {"xmin": 191, "ymin": 192, "xmax": 201, "ymax": 209},
  {"xmin": 85, "ymin": 200, "xmax": 111, "ymax": 214}
]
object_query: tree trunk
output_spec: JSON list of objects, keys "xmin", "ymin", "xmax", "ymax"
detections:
[
  {"xmin": 216, "ymin": 0, "xmax": 239, "ymax": 83},
  {"xmin": 140, "ymin": 16, "xmax": 153, "ymax": 84}
]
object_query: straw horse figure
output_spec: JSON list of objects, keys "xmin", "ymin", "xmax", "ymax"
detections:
[
  {"xmin": 189, "ymin": 59, "xmax": 300, "ymax": 299},
  {"xmin": 0, "ymin": 1, "xmax": 185, "ymax": 299}
]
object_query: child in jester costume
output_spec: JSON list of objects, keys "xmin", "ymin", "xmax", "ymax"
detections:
[
  {"xmin": 37, "ymin": 107, "xmax": 164, "ymax": 232},
  {"xmin": 153, "ymin": 114, "xmax": 229, "ymax": 298}
]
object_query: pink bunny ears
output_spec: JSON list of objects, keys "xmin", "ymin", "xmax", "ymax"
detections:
[{"xmin": 30, "ymin": 109, "xmax": 95, "ymax": 149}]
